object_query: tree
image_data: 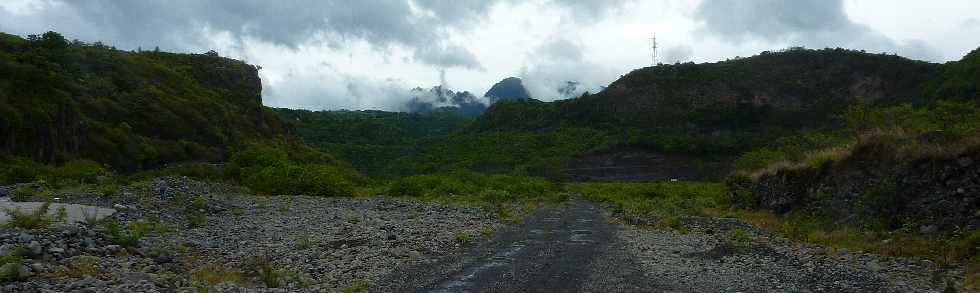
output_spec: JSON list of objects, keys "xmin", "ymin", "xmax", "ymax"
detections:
[{"xmin": 40, "ymin": 31, "xmax": 68, "ymax": 50}]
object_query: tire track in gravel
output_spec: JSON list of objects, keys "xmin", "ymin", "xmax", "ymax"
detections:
[{"xmin": 372, "ymin": 197, "xmax": 663, "ymax": 293}]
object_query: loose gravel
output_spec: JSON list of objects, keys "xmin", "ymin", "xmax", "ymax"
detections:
[{"xmin": 617, "ymin": 215, "xmax": 948, "ymax": 293}]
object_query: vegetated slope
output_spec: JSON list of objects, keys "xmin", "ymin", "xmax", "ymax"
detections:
[
  {"xmin": 399, "ymin": 48, "xmax": 941, "ymax": 179},
  {"xmin": 0, "ymin": 32, "xmax": 288, "ymax": 171},
  {"xmin": 730, "ymin": 48, "xmax": 980, "ymax": 232},
  {"xmin": 474, "ymin": 47, "xmax": 938, "ymax": 132},
  {"xmin": 927, "ymin": 47, "xmax": 980, "ymax": 101},
  {"xmin": 274, "ymin": 108, "xmax": 471, "ymax": 177}
]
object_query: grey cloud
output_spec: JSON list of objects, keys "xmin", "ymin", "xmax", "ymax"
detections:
[
  {"xmin": 547, "ymin": 0, "xmax": 631, "ymax": 22},
  {"xmin": 521, "ymin": 36, "xmax": 615, "ymax": 100},
  {"xmin": 414, "ymin": 44, "xmax": 484, "ymax": 70},
  {"xmin": 537, "ymin": 37, "xmax": 585, "ymax": 60},
  {"xmin": 7, "ymin": 0, "xmax": 489, "ymax": 68},
  {"xmin": 694, "ymin": 0, "xmax": 940, "ymax": 61},
  {"xmin": 963, "ymin": 18, "xmax": 980, "ymax": 29},
  {"xmin": 662, "ymin": 45, "xmax": 693, "ymax": 64}
]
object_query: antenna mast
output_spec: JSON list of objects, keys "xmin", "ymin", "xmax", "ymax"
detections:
[{"xmin": 650, "ymin": 35, "xmax": 658, "ymax": 66}]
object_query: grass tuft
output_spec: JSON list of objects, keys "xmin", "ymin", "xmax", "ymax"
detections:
[
  {"xmin": 4, "ymin": 202, "xmax": 53, "ymax": 229},
  {"xmin": 341, "ymin": 279, "xmax": 371, "ymax": 293}
]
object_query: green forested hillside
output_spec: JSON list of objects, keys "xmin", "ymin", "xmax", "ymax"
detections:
[
  {"xmin": 273, "ymin": 108, "xmax": 471, "ymax": 177},
  {"xmin": 416, "ymin": 48, "xmax": 951, "ymax": 177},
  {"xmin": 0, "ymin": 32, "xmax": 287, "ymax": 171}
]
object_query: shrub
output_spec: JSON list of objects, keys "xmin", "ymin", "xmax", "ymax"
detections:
[
  {"xmin": 247, "ymin": 255, "xmax": 285, "ymax": 288},
  {"xmin": 387, "ymin": 178, "xmax": 426, "ymax": 197},
  {"xmin": 245, "ymin": 164, "xmax": 354, "ymax": 197},
  {"xmin": 0, "ymin": 245, "xmax": 27, "ymax": 283},
  {"xmin": 341, "ymin": 279, "xmax": 371, "ymax": 293},
  {"xmin": 4, "ymin": 202, "xmax": 53, "ymax": 229},
  {"xmin": 101, "ymin": 219, "xmax": 148, "ymax": 247},
  {"xmin": 189, "ymin": 264, "xmax": 245, "ymax": 287},
  {"xmin": 731, "ymin": 148, "xmax": 787, "ymax": 172},
  {"xmin": 477, "ymin": 189, "xmax": 514, "ymax": 202},
  {"xmin": 294, "ymin": 236, "xmax": 314, "ymax": 250},
  {"xmin": 187, "ymin": 211, "xmax": 207, "ymax": 228},
  {"xmin": 386, "ymin": 172, "xmax": 559, "ymax": 201},
  {"xmin": 96, "ymin": 183, "xmax": 119, "ymax": 197},
  {"xmin": 50, "ymin": 159, "xmax": 107, "ymax": 185},
  {"xmin": 0, "ymin": 157, "xmax": 47, "ymax": 185},
  {"xmin": 10, "ymin": 186, "xmax": 39, "ymax": 202},
  {"xmin": 452, "ymin": 231, "xmax": 470, "ymax": 244},
  {"xmin": 63, "ymin": 255, "xmax": 99, "ymax": 278},
  {"xmin": 0, "ymin": 262, "xmax": 27, "ymax": 283}
]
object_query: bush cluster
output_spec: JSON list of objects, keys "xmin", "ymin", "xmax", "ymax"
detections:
[
  {"xmin": 224, "ymin": 141, "xmax": 358, "ymax": 197},
  {"xmin": 386, "ymin": 171, "xmax": 559, "ymax": 201},
  {"xmin": 0, "ymin": 157, "xmax": 107, "ymax": 186}
]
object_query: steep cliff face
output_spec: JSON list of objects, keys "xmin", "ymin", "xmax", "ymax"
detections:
[{"xmin": 0, "ymin": 32, "xmax": 287, "ymax": 170}]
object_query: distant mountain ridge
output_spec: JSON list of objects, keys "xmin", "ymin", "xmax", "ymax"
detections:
[{"xmin": 404, "ymin": 85, "xmax": 487, "ymax": 117}]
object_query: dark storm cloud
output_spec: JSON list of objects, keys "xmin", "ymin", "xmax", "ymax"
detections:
[
  {"xmin": 13, "ymin": 0, "xmax": 494, "ymax": 69},
  {"xmin": 13, "ymin": 0, "xmax": 633, "ymax": 69},
  {"xmin": 694, "ymin": 0, "xmax": 940, "ymax": 61}
]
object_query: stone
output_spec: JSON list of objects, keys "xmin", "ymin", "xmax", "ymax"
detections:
[
  {"xmin": 29, "ymin": 263, "xmax": 44, "ymax": 273},
  {"xmin": 866, "ymin": 261, "xmax": 882, "ymax": 272},
  {"xmin": 105, "ymin": 245, "xmax": 122, "ymax": 253},
  {"xmin": 958, "ymin": 157, "xmax": 974, "ymax": 168},
  {"xmin": 27, "ymin": 241, "xmax": 42, "ymax": 256},
  {"xmin": 386, "ymin": 233, "xmax": 397, "ymax": 241},
  {"xmin": 919, "ymin": 225, "xmax": 939, "ymax": 234},
  {"xmin": 48, "ymin": 247, "xmax": 65, "ymax": 254},
  {"xmin": 16, "ymin": 232, "xmax": 34, "ymax": 242}
]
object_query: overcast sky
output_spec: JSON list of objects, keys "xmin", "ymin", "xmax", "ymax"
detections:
[{"xmin": 2, "ymin": 0, "xmax": 979, "ymax": 111}]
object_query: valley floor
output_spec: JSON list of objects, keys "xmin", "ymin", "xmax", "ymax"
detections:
[{"xmin": 0, "ymin": 177, "xmax": 954, "ymax": 292}]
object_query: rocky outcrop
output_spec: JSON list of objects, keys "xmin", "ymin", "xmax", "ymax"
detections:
[{"xmin": 732, "ymin": 147, "xmax": 980, "ymax": 231}]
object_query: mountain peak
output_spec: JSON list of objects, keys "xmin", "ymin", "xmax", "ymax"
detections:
[{"xmin": 484, "ymin": 77, "xmax": 531, "ymax": 103}]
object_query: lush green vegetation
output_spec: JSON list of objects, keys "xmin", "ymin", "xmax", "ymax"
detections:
[
  {"xmin": 3, "ymin": 202, "xmax": 53, "ymax": 229},
  {"xmin": 0, "ymin": 157, "xmax": 108, "ymax": 186},
  {"xmin": 386, "ymin": 171, "xmax": 560, "ymax": 201},
  {"xmin": 730, "ymin": 99, "xmax": 980, "ymax": 176},
  {"xmin": 568, "ymin": 181, "xmax": 727, "ymax": 218},
  {"xmin": 0, "ymin": 31, "xmax": 287, "ymax": 171},
  {"xmin": 223, "ymin": 139, "xmax": 362, "ymax": 196},
  {"xmin": 274, "ymin": 108, "xmax": 470, "ymax": 177},
  {"xmin": 715, "ymin": 49, "xmax": 980, "ymax": 279}
]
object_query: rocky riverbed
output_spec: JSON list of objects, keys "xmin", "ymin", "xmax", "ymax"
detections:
[
  {"xmin": 0, "ymin": 177, "xmax": 501, "ymax": 292},
  {"xmin": 616, "ymin": 215, "xmax": 953, "ymax": 292},
  {"xmin": 0, "ymin": 177, "xmax": 965, "ymax": 292}
]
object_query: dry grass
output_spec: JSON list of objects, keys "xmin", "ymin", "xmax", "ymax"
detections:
[
  {"xmin": 749, "ymin": 127, "xmax": 980, "ymax": 182},
  {"xmin": 189, "ymin": 264, "xmax": 245, "ymax": 286}
]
